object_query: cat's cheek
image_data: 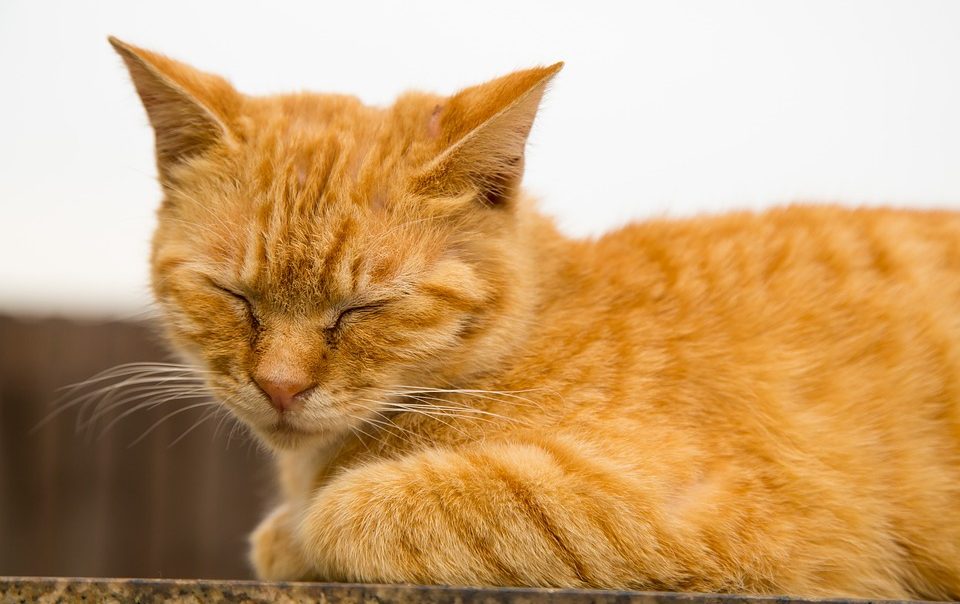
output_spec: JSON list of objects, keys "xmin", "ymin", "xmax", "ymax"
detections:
[
  {"xmin": 249, "ymin": 504, "xmax": 315, "ymax": 581},
  {"xmin": 165, "ymin": 306, "xmax": 256, "ymax": 377}
]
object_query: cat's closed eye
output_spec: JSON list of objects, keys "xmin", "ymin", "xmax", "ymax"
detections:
[
  {"xmin": 329, "ymin": 303, "xmax": 385, "ymax": 333},
  {"xmin": 209, "ymin": 280, "xmax": 259, "ymax": 328}
]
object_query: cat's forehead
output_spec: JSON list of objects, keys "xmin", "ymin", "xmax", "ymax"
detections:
[
  {"xmin": 243, "ymin": 92, "xmax": 437, "ymax": 163},
  {"xmin": 248, "ymin": 202, "xmax": 394, "ymax": 304},
  {"xmin": 226, "ymin": 92, "xmax": 438, "ymax": 211},
  {"xmin": 248, "ymin": 93, "xmax": 378, "ymax": 144}
]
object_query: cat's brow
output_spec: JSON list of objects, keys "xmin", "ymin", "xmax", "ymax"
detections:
[{"xmin": 317, "ymin": 216, "xmax": 357, "ymax": 286}]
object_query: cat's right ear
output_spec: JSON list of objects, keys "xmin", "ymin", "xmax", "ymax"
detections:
[{"xmin": 109, "ymin": 37, "xmax": 241, "ymax": 183}]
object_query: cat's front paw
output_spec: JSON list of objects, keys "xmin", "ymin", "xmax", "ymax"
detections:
[{"xmin": 249, "ymin": 503, "xmax": 313, "ymax": 581}]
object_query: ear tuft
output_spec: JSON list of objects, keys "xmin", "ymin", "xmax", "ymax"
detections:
[
  {"xmin": 109, "ymin": 37, "xmax": 240, "ymax": 183},
  {"xmin": 415, "ymin": 62, "xmax": 563, "ymax": 208}
]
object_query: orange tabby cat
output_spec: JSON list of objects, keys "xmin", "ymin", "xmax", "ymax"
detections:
[{"xmin": 110, "ymin": 37, "xmax": 960, "ymax": 599}]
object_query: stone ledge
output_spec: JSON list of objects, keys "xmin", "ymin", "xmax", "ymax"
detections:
[{"xmin": 0, "ymin": 578, "xmax": 936, "ymax": 604}]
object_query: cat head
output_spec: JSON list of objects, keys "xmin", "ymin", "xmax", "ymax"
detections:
[{"xmin": 110, "ymin": 37, "xmax": 560, "ymax": 450}]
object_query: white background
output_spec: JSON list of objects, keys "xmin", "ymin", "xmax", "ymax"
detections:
[{"xmin": 2, "ymin": 0, "xmax": 960, "ymax": 317}]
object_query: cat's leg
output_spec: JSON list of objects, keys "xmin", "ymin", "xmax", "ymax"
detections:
[
  {"xmin": 297, "ymin": 437, "xmax": 681, "ymax": 588},
  {"xmin": 249, "ymin": 502, "xmax": 315, "ymax": 581},
  {"xmin": 297, "ymin": 437, "xmax": 919, "ymax": 596}
]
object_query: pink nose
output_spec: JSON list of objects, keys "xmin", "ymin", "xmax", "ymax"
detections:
[{"xmin": 254, "ymin": 376, "xmax": 316, "ymax": 412}]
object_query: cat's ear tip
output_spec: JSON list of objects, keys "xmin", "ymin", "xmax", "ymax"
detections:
[
  {"xmin": 536, "ymin": 61, "xmax": 564, "ymax": 82},
  {"xmin": 107, "ymin": 35, "xmax": 129, "ymax": 51},
  {"xmin": 108, "ymin": 36, "xmax": 155, "ymax": 61},
  {"xmin": 107, "ymin": 36, "xmax": 143, "ymax": 60}
]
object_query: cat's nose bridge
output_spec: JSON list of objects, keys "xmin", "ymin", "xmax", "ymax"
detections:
[
  {"xmin": 251, "ymin": 323, "xmax": 321, "ymax": 413},
  {"xmin": 251, "ymin": 351, "xmax": 317, "ymax": 412}
]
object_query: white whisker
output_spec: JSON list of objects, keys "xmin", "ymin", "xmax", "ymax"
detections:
[
  {"xmin": 355, "ymin": 405, "xmax": 423, "ymax": 441},
  {"xmin": 127, "ymin": 401, "xmax": 220, "ymax": 448},
  {"xmin": 34, "ymin": 367, "xmax": 209, "ymax": 433},
  {"xmin": 95, "ymin": 389, "xmax": 212, "ymax": 437},
  {"xmin": 383, "ymin": 395, "xmax": 518, "ymax": 422},
  {"xmin": 385, "ymin": 385, "xmax": 547, "ymax": 409},
  {"xmin": 359, "ymin": 398, "xmax": 470, "ymax": 437},
  {"xmin": 80, "ymin": 383, "xmax": 210, "ymax": 432},
  {"xmin": 168, "ymin": 407, "xmax": 221, "ymax": 447}
]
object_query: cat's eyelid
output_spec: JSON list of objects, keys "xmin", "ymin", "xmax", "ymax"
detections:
[
  {"xmin": 206, "ymin": 277, "xmax": 251, "ymax": 302},
  {"xmin": 337, "ymin": 292, "xmax": 395, "ymax": 311},
  {"xmin": 329, "ymin": 300, "xmax": 388, "ymax": 331},
  {"xmin": 340, "ymin": 300, "xmax": 387, "ymax": 316}
]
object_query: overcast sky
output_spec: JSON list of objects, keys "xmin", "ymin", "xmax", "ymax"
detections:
[{"xmin": 2, "ymin": 0, "xmax": 960, "ymax": 317}]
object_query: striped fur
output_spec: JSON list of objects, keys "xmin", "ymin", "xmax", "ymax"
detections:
[{"xmin": 112, "ymin": 39, "xmax": 960, "ymax": 599}]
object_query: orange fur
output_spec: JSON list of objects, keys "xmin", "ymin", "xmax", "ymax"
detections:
[{"xmin": 111, "ymin": 38, "xmax": 960, "ymax": 599}]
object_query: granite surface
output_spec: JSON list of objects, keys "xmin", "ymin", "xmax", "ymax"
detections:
[{"xmin": 0, "ymin": 578, "xmax": 941, "ymax": 604}]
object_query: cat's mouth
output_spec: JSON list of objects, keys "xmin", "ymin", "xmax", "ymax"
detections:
[
  {"xmin": 258, "ymin": 418, "xmax": 321, "ymax": 449},
  {"xmin": 225, "ymin": 386, "xmax": 359, "ymax": 450}
]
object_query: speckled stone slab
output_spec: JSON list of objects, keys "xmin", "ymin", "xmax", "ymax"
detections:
[{"xmin": 0, "ymin": 578, "xmax": 939, "ymax": 604}]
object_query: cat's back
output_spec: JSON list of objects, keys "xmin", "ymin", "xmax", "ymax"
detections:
[
  {"xmin": 589, "ymin": 204, "xmax": 960, "ymax": 298},
  {"xmin": 556, "ymin": 204, "xmax": 960, "ymax": 427},
  {"xmin": 560, "ymin": 205, "xmax": 960, "ymax": 362}
]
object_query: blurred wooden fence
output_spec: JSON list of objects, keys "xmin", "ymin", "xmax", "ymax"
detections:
[{"xmin": 0, "ymin": 314, "xmax": 271, "ymax": 579}]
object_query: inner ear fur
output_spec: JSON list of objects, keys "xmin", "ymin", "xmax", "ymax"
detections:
[
  {"xmin": 415, "ymin": 62, "xmax": 563, "ymax": 208},
  {"xmin": 109, "ymin": 37, "xmax": 241, "ymax": 183}
]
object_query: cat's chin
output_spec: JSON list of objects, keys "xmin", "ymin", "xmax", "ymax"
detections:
[{"xmin": 254, "ymin": 421, "xmax": 335, "ymax": 451}]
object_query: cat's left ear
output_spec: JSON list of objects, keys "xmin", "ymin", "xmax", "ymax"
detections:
[
  {"xmin": 415, "ymin": 63, "xmax": 563, "ymax": 208},
  {"xmin": 109, "ymin": 37, "xmax": 242, "ymax": 184}
]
